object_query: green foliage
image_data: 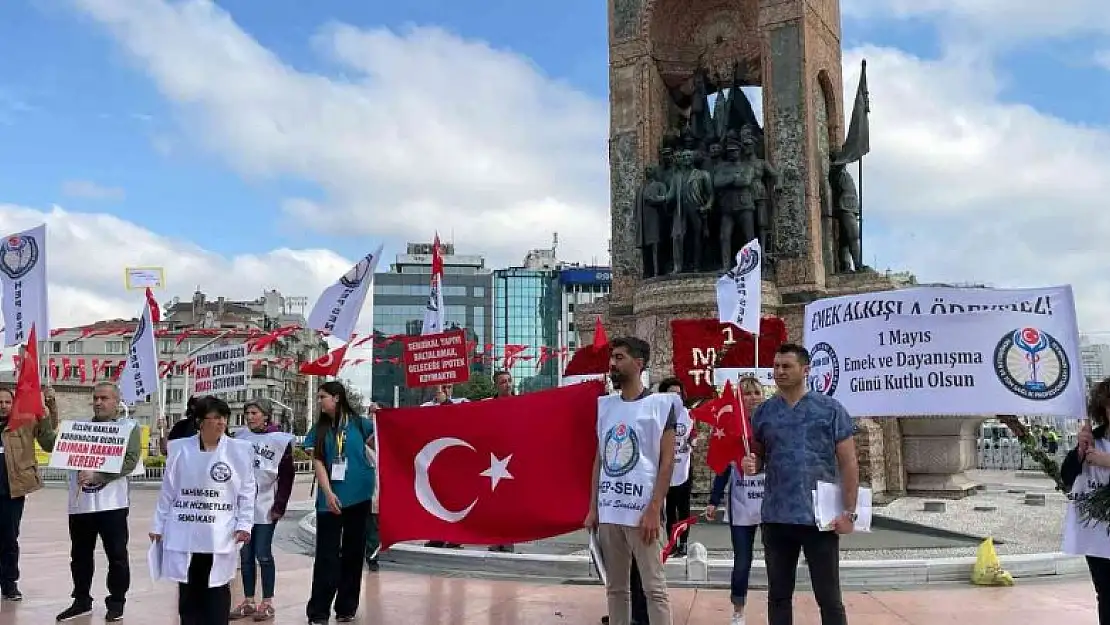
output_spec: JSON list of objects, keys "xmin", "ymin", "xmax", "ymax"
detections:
[
  {"xmin": 454, "ymin": 374, "xmax": 495, "ymax": 401},
  {"xmin": 292, "ymin": 446, "xmax": 311, "ymax": 462},
  {"xmin": 144, "ymin": 455, "xmax": 166, "ymax": 468}
]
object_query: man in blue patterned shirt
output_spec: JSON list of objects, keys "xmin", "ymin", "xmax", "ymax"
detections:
[{"xmin": 741, "ymin": 343, "xmax": 858, "ymax": 625}]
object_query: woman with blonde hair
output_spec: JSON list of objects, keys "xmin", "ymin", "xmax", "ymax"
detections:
[{"xmin": 706, "ymin": 376, "xmax": 767, "ymax": 625}]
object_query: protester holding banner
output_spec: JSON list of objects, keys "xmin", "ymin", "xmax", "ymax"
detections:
[
  {"xmin": 586, "ymin": 337, "xmax": 677, "ymax": 625},
  {"xmin": 706, "ymin": 376, "xmax": 766, "ymax": 625},
  {"xmin": 150, "ymin": 396, "xmax": 256, "ymax": 625},
  {"xmin": 0, "ymin": 386, "xmax": 57, "ymax": 602},
  {"xmin": 304, "ymin": 381, "xmax": 376, "ymax": 625},
  {"xmin": 742, "ymin": 344, "xmax": 857, "ymax": 625},
  {"xmin": 1061, "ymin": 377, "xmax": 1110, "ymax": 624},
  {"xmin": 55, "ymin": 382, "xmax": 142, "ymax": 623},
  {"xmin": 229, "ymin": 399, "xmax": 294, "ymax": 622}
]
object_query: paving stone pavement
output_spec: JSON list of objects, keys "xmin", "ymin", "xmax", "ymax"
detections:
[{"xmin": 1, "ymin": 483, "xmax": 1099, "ymax": 623}]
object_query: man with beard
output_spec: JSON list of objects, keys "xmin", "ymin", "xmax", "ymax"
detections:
[
  {"xmin": 586, "ymin": 337, "xmax": 677, "ymax": 625},
  {"xmin": 56, "ymin": 382, "xmax": 142, "ymax": 622}
]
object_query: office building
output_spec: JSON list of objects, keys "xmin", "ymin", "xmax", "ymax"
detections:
[
  {"xmin": 1082, "ymin": 336, "xmax": 1110, "ymax": 388},
  {"xmin": 370, "ymin": 242, "xmax": 492, "ymax": 406},
  {"xmin": 17, "ymin": 289, "xmax": 324, "ymax": 433},
  {"xmin": 556, "ymin": 266, "xmax": 612, "ymax": 373}
]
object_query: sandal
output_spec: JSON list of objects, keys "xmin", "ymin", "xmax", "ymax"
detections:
[
  {"xmin": 229, "ymin": 600, "xmax": 256, "ymax": 620},
  {"xmin": 253, "ymin": 602, "xmax": 275, "ymax": 622}
]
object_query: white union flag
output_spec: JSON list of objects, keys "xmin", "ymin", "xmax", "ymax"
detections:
[
  {"xmin": 0, "ymin": 224, "xmax": 49, "ymax": 346},
  {"xmin": 715, "ymin": 239, "xmax": 762, "ymax": 335},
  {"xmin": 121, "ymin": 298, "xmax": 159, "ymax": 404},
  {"xmin": 307, "ymin": 245, "xmax": 384, "ymax": 340}
]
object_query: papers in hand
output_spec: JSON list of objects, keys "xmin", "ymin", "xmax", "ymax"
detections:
[
  {"xmin": 588, "ymin": 530, "xmax": 608, "ymax": 586},
  {"xmin": 147, "ymin": 540, "xmax": 164, "ymax": 581},
  {"xmin": 812, "ymin": 481, "xmax": 872, "ymax": 533}
]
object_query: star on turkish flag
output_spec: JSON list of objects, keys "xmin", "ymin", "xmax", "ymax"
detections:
[
  {"xmin": 690, "ymin": 380, "xmax": 747, "ymax": 474},
  {"xmin": 377, "ymin": 381, "xmax": 605, "ymax": 548}
]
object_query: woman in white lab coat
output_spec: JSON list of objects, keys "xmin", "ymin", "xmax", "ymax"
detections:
[{"xmin": 150, "ymin": 396, "xmax": 257, "ymax": 625}]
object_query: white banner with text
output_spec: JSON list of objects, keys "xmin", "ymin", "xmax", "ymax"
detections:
[{"xmin": 802, "ymin": 286, "xmax": 1085, "ymax": 418}]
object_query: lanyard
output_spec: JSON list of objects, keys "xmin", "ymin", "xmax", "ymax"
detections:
[{"xmin": 335, "ymin": 417, "xmax": 347, "ymax": 459}]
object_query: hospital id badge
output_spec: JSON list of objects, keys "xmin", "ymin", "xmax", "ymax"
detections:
[{"xmin": 331, "ymin": 460, "xmax": 347, "ymax": 482}]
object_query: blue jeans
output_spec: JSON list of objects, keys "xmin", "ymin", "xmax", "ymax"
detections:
[
  {"xmin": 240, "ymin": 523, "xmax": 276, "ymax": 599},
  {"xmin": 730, "ymin": 524, "xmax": 758, "ymax": 606}
]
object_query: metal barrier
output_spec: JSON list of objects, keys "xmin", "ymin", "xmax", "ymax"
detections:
[{"xmin": 976, "ymin": 435, "xmax": 1075, "ymax": 471}]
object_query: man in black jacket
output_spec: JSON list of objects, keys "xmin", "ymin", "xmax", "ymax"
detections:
[{"xmin": 159, "ymin": 397, "xmax": 200, "ymax": 454}]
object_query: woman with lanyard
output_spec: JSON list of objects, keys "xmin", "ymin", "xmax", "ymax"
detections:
[
  {"xmin": 150, "ymin": 396, "xmax": 257, "ymax": 625},
  {"xmin": 229, "ymin": 399, "xmax": 295, "ymax": 622},
  {"xmin": 705, "ymin": 376, "xmax": 766, "ymax": 625},
  {"xmin": 1063, "ymin": 377, "xmax": 1110, "ymax": 624},
  {"xmin": 304, "ymin": 381, "xmax": 377, "ymax": 625}
]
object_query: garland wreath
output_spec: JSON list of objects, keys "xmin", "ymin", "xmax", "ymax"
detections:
[{"xmin": 998, "ymin": 416, "xmax": 1110, "ymax": 530}]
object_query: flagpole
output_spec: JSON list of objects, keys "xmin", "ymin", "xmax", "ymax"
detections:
[{"xmin": 858, "ymin": 156, "xmax": 864, "ymax": 267}]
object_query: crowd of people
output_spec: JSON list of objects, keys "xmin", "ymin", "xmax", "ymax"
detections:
[{"xmin": 3, "ymin": 335, "xmax": 1109, "ymax": 625}]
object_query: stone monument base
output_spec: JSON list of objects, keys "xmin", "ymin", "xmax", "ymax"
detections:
[{"xmin": 901, "ymin": 417, "xmax": 983, "ymax": 499}]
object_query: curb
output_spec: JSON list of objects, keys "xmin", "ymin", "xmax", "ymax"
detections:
[{"xmin": 295, "ymin": 514, "xmax": 1084, "ymax": 589}]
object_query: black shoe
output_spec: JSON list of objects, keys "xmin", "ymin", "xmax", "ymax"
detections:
[
  {"xmin": 337, "ymin": 615, "xmax": 356, "ymax": 623},
  {"xmin": 106, "ymin": 607, "xmax": 124, "ymax": 622},
  {"xmin": 1, "ymin": 586, "xmax": 21, "ymax": 601},
  {"xmin": 308, "ymin": 620, "xmax": 327, "ymax": 625},
  {"xmin": 56, "ymin": 602, "xmax": 93, "ymax": 622},
  {"xmin": 366, "ymin": 559, "xmax": 379, "ymax": 572}
]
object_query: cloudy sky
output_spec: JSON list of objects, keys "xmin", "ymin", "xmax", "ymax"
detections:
[{"xmin": 0, "ymin": 0, "xmax": 1107, "ymax": 336}]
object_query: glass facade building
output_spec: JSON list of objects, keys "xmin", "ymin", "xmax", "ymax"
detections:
[
  {"xmin": 493, "ymin": 268, "xmax": 561, "ymax": 393},
  {"xmin": 370, "ymin": 242, "xmax": 492, "ymax": 406}
]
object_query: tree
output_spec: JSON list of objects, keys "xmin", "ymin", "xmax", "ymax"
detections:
[
  {"xmin": 454, "ymin": 374, "xmax": 495, "ymax": 401},
  {"xmin": 340, "ymin": 378, "xmax": 367, "ymax": 410}
]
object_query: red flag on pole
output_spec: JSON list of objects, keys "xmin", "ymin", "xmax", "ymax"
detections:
[
  {"xmin": 10, "ymin": 325, "xmax": 44, "ymax": 431},
  {"xmin": 145, "ymin": 288, "xmax": 161, "ymax": 323},
  {"xmin": 690, "ymin": 380, "xmax": 745, "ymax": 473},
  {"xmin": 298, "ymin": 344, "xmax": 348, "ymax": 376},
  {"xmin": 377, "ymin": 381, "xmax": 604, "ymax": 548}
]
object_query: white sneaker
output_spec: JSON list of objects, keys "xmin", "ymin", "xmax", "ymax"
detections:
[{"xmin": 730, "ymin": 614, "xmax": 745, "ymax": 625}]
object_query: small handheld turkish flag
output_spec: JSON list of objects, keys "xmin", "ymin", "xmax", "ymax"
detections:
[
  {"xmin": 377, "ymin": 380, "xmax": 605, "ymax": 548},
  {"xmin": 299, "ymin": 344, "xmax": 348, "ymax": 377},
  {"xmin": 10, "ymin": 325, "xmax": 44, "ymax": 431},
  {"xmin": 690, "ymin": 380, "xmax": 745, "ymax": 474}
]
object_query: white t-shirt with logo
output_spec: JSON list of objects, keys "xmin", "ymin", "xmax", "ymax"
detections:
[
  {"xmin": 596, "ymin": 392, "xmax": 681, "ymax": 527},
  {"xmin": 728, "ymin": 463, "xmax": 765, "ymax": 527},
  {"xmin": 1063, "ymin": 438, "xmax": 1110, "ymax": 559},
  {"xmin": 670, "ymin": 403, "xmax": 694, "ymax": 487}
]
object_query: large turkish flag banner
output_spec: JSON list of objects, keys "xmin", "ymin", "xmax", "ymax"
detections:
[{"xmin": 377, "ymin": 381, "xmax": 605, "ymax": 548}]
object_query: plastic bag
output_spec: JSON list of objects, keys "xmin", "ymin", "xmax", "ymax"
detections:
[{"xmin": 970, "ymin": 537, "xmax": 1014, "ymax": 586}]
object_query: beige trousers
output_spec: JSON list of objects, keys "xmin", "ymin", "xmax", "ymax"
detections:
[{"xmin": 597, "ymin": 523, "xmax": 672, "ymax": 625}]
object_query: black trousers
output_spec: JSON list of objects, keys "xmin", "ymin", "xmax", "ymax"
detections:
[
  {"xmin": 763, "ymin": 523, "xmax": 847, "ymax": 625},
  {"xmin": 308, "ymin": 499, "xmax": 371, "ymax": 620},
  {"xmin": 665, "ymin": 480, "xmax": 692, "ymax": 548},
  {"xmin": 1088, "ymin": 556, "xmax": 1110, "ymax": 624},
  {"xmin": 629, "ymin": 559, "xmax": 649, "ymax": 625},
  {"xmin": 178, "ymin": 553, "xmax": 230, "ymax": 625},
  {"xmin": 69, "ymin": 508, "xmax": 130, "ymax": 610},
  {"xmin": 0, "ymin": 494, "xmax": 24, "ymax": 592}
]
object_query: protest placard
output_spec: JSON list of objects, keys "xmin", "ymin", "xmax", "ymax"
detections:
[
  {"xmin": 401, "ymin": 328, "xmax": 470, "ymax": 388},
  {"xmin": 49, "ymin": 420, "xmax": 136, "ymax": 473},
  {"xmin": 192, "ymin": 343, "xmax": 248, "ymax": 395},
  {"xmin": 803, "ymin": 285, "xmax": 1084, "ymax": 418}
]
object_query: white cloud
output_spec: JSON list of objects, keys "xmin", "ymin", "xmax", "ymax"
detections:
[
  {"xmin": 843, "ymin": 0, "xmax": 1110, "ymax": 44},
  {"xmin": 62, "ymin": 0, "xmax": 1110, "ymax": 334},
  {"xmin": 841, "ymin": 46, "xmax": 1110, "ymax": 330},
  {"xmin": 71, "ymin": 0, "xmax": 609, "ymax": 268},
  {"xmin": 61, "ymin": 179, "xmax": 126, "ymax": 201},
  {"xmin": 0, "ymin": 203, "xmax": 355, "ymax": 330}
]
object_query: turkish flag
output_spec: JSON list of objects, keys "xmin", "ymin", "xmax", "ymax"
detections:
[
  {"xmin": 299, "ymin": 344, "xmax": 348, "ymax": 376},
  {"xmin": 690, "ymin": 380, "xmax": 746, "ymax": 473},
  {"xmin": 377, "ymin": 380, "xmax": 605, "ymax": 548},
  {"xmin": 10, "ymin": 326, "xmax": 44, "ymax": 431},
  {"xmin": 145, "ymin": 288, "xmax": 161, "ymax": 323}
]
